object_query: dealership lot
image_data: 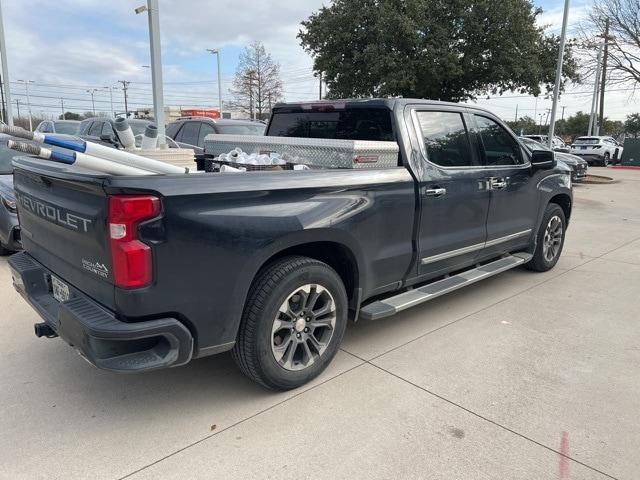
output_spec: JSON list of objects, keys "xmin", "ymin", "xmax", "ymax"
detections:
[{"xmin": 1, "ymin": 168, "xmax": 639, "ymax": 480}]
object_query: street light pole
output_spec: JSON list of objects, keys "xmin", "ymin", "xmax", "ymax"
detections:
[
  {"xmin": 60, "ymin": 98, "xmax": 64, "ymax": 119},
  {"xmin": 86, "ymin": 88, "xmax": 97, "ymax": 115},
  {"xmin": 136, "ymin": 0, "xmax": 166, "ymax": 146},
  {"xmin": 206, "ymin": 49, "xmax": 223, "ymax": 116},
  {"xmin": 0, "ymin": 0, "xmax": 13, "ymax": 126},
  {"xmin": 547, "ymin": 0, "xmax": 570, "ymax": 149},
  {"xmin": 588, "ymin": 42, "xmax": 604, "ymax": 136},
  {"xmin": 104, "ymin": 86, "xmax": 114, "ymax": 118},
  {"xmin": 18, "ymin": 79, "xmax": 34, "ymax": 130}
]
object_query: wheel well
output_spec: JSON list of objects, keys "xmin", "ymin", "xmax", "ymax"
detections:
[
  {"xmin": 549, "ymin": 194, "xmax": 572, "ymax": 222},
  {"xmin": 262, "ymin": 242, "xmax": 359, "ymax": 302}
]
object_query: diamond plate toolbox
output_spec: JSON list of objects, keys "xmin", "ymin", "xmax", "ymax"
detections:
[{"xmin": 204, "ymin": 134, "xmax": 399, "ymax": 169}]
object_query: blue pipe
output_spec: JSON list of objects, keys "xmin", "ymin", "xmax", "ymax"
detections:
[
  {"xmin": 49, "ymin": 150, "xmax": 76, "ymax": 165},
  {"xmin": 42, "ymin": 135, "xmax": 86, "ymax": 153}
]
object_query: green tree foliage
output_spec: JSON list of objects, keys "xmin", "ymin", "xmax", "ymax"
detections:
[
  {"xmin": 299, "ymin": 0, "xmax": 579, "ymax": 101},
  {"xmin": 624, "ymin": 113, "xmax": 640, "ymax": 138},
  {"xmin": 555, "ymin": 111, "xmax": 590, "ymax": 139},
  {"xmin": 59, "ymin": 112, "xmax": 82, "ymax": 121},
  {"xmin": 505, "ymin": 116, "xmax": 538, "ymax": 135}
]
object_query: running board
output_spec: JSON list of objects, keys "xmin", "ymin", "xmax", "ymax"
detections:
[{"xmin": 359, "ymin": 253, "xmax": 533, "ymax": 321}]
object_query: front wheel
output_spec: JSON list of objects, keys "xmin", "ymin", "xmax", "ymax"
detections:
[
  {"xmin": 232, "ymin": 256, "xmax": 348, "ymax": 390},
  {"xmin": 526, "ymin": 203, "xmax": 566, "ymax": 272}
]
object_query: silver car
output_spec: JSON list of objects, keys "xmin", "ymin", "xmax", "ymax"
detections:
[{"xmin": 520, "ymin": 137, "xmax": 588, "ymax": 182}]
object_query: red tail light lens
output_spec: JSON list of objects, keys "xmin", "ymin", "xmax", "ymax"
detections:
[{"xmin": 108, "ymin": 195, "xmax": 161, "ymax": 289}]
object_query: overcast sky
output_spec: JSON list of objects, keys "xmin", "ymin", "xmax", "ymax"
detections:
[{"xmin": 1, "ymin": 0, "xmax": 637, "ymax": 121}]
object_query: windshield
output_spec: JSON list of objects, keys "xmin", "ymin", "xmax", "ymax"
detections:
[
  {"xmin": 0, "ymin": 146, "xmax": 15, "ymax": 174},
  {"xmin": 519, "ymin": 137, "xmax": 550, "ymax": 151},
  {"xmin": 267, "ymin": 108, "xmax": 394, "ymax": 141},
  {"xmin": 54, "ymin": 122, "xmax": 79, "ymax": 135},
  {"xmin": 575, "ymin": 137, "xmax": 601, "ymax": 144},
  {"xmin": 217, "ymin": 124, "xmax": 265, "ymax": 135},
  {"xmin": 129, "ymin": 121, "xmax": 151, "ymax": 137}
]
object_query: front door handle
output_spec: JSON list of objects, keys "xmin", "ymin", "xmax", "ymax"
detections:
[
  {"xmin": 488, "ymin": 177, "xmax": 507, "ymax": 190},
  {"xmin": 424, "ymin": 187, "xmax": 447, "ymax": 197}
]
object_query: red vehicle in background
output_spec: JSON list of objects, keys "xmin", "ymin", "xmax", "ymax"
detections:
[{"xmin": 180, "ymin": 108, "xmax": 220, "ymax": 119}]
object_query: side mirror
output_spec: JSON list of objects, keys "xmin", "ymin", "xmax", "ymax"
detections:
[
  {"xmin": 100, "ymin": 133, "xmax": 115, "ymax": 143},
  {"xmin": 531, "ymin": 149, "xmax": 556, "ymax": 170}
]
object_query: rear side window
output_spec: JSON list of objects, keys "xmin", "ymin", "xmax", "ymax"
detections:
[
  {"xmin": 165, "ymin": 122, "xmax": 181, "ymax": 139},
  {"xmin": 78, "ymin": 119, "xmax": 93, "ymax": 134},
  {"xmin": 474, "ymin": 115, "xmax": 524, "ymax": 166},
  {"xmin": 267, "ymin": 108, "xmax": 394, "ymax": 141},
  {"xmin": 88, "ymin": 122, "xmax": 103, "ymax": 137},
  {"xmin": 197, "ymin": 123, "xmax": 215, "ymax": 147},
  {"xmin": 415, "ymin": 111, "xmax": 477, "ymax": 167},
  {"xmin": 176, "ymin": 122, "xmax": 200, "ymax": 146}
]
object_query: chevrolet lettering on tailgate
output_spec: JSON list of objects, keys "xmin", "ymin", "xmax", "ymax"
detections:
[{"xmin": 16, "ymin": 192, "xmax": 93, "ymax": 233}]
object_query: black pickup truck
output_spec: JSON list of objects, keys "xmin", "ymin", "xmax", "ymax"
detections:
[{"xmin": 9, "ymin": 99, "xmax": 572, "ymax": 390}]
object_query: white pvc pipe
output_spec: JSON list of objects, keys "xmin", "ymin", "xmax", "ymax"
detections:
[
  {"xmin": 73, "ymin": 152, "xmax": 154, "ymax": 176},
  {"xmin": 82, "ymin": 141, "xmax": 186, "ymax": 174}
]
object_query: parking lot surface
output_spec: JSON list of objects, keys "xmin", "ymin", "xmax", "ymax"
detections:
[{"xmin": 1, "ymin": 168, "xmax": 639, "ymax": 480}]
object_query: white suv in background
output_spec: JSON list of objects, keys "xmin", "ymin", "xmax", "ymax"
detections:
[{"xmin": 570, "ymin": 136, "xmax": 624, "ymax": 166}]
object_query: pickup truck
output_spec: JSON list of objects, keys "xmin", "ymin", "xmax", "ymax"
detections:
[{"xmin": 9, "ymin": 99, "xmax": 572, "ymax": 390}]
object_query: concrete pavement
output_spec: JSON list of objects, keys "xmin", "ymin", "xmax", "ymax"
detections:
[{"xmin": 1, "ymin": 167, "xmax": 639, "ymax": 479}]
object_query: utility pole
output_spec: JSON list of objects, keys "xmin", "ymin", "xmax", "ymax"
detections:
[
  {"xmin": 206, "ymin": 49, "xmax": 223, "ymax": 116},
  {"xmin": 588, "ymin": 41, "xmax": 604, "ymax": 136},
  {"xmin": 514, "ymin": 104, "xmax": 518, "ymax": 122},
  {"xmin": 0, "ymin": 1, "xmax": 13, "ymax": 126},
  {"xmin": 86, "ymin": 88, "xmax": 97, "ymax": 115},
  {"xmin": 18, "ymin": 79, "xmax": 34, "ymax": 130},
  {"xmin": 14, "ymin": 98, "xmax": 20, "ymax": 118},
  {"xmin": 597, "ymin": 18, "xmax": 610, "ymax": 136},
  {"xmin": 136, "ymin": 0, "xmax": 166, "ymax": 146},
  {"xmin": 547, "ymin": 0, "xmax": 570, "ymax": 148},
  {"xmin": 118, "ymin": 80, "xmax": 130, "ymax": 118},
  {"xmin": 0, "ymin": 71, "xmax": 5, "ymax": 123},
  {"xmin": 319, "ymin": 71, "xmax": 323, "ymax": 100},
  {"xmin": 104, "ymin": 86, "xmax": 114, "ymax": 118},
  {"xmin": 60, "ymin": 98, "xmax": 65, "ymax": 119}
]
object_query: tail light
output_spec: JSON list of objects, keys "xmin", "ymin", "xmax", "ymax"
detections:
[{"xmin": 108, "ymin": 195, "xmax": 161, "ymax": 289}]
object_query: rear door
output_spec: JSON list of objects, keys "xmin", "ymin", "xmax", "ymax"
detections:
[
  {"xmin": 471, "ymin": 114, "xmax": 536, "ymax": 257},
  {"xmin": 411, "ymin": 107, "xmax": 490, "ymax": 279}
]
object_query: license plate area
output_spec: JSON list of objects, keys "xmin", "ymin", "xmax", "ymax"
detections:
[{"xmin": 50, "ymin": 275, "xmax": 70, "ymax": 303}]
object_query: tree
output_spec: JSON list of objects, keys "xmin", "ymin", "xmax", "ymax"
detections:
[
  {"xmin": 230, "ymin": 42, "xmax": 283, "ymax": 120},
  {"xmin": 505, "ymin": 116, "xmax": 538, "ymax": 135},
  {"xmin": 555, "ymin": 111, "xmax": 590, "ymax": 140},
  {"xmin": 298, "ymin": 0, "xmax": 579, "ymax": 102},
  {"xmin": 625, "ymin": 113, "xmax": 640, "ymax": 138},
  {"xmin": 59, "ymin": 112, "xmax": 82, "ymax": 120},
  {"xmin": 579, "ymin": 0, "xmax": 640, "ymax": 86}
]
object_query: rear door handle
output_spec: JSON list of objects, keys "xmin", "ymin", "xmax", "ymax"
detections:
[{"xmin": 424, "ymin": 187, "xmax": 447, "ymax": 197}]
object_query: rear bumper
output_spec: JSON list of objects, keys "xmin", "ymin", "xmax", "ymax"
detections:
[
  {"xmin": 8, "ymin": 252, "xmax": 193, "ymax": 373},
  {"xmin": 571, "ymin": 153, "xmax": 603, "ymax": 163}
]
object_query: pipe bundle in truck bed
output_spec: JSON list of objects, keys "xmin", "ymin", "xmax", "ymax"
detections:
[{"xmin": 1, "ymin": 123, "xmax": 188, "ymax": 175}]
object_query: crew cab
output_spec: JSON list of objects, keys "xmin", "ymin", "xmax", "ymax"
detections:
[
  {"xmin": 9, "ymin": 99, "xmax": 572, "ymax": 390},
  {"xmin": 570, "ymin": 136, "xmax": 623, "ymax": 166}
]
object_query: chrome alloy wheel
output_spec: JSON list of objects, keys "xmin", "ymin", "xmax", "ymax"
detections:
[
  {"xmin": 543, "ymin": 215, "xmax": 563, "ymax": 263},
  {"xmin": 271, "ymin": 284, "xmax": 337, "ymax": 371}
]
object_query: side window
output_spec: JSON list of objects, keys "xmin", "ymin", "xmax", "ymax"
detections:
[
  {"xmin": 165, "ymin": 122, "xmax": 181, "ymax": 139},
  {"xmin": 101, "ymin": 122, "xmax": 113, "ymax": 136},
  {"xmin": 415, "ymin": 111, "xmax": 477, "ymax": 167},
  {"xmin": 177, "ymin": 121, "xmax": 201, "ymax": 146},
  {"xmin": 88, "ymin": 121, "xmax": 103, "ymax": 137},
  {"xmin": 474, "ymin": 115, "xmax": 524, "ymax": 166},
  {"xmin": 197, "ymin": 123, "xmax": 215, "ymax": 147}
]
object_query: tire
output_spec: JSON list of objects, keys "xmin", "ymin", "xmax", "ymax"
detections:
[
  {"xmin": 526, "ymin": 203, "xmax": 566, "ymax": 272},
  {"xmin": 602, "ymin": 152, "xmax": 610, "ymax": 167},
  {"xmin": 232, "ymin": 255, "xmax": 348, "ymax": 390}
]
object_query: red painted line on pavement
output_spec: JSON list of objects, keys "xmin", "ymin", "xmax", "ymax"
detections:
[{"xmin": 558, "ymin": 431, "xmax": 570, "ymax": 479}]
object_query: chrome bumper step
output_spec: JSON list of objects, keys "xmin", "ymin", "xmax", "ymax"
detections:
[{"xmin": 359, "ymin": 253, "xmax": 532, "ymax": 321}]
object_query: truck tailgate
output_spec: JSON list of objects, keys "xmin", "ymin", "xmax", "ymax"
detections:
[{"xmin": 13, "ymin": 162, "xmax": 115, "ymax": 308}]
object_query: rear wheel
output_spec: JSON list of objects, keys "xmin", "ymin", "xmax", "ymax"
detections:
[
  {"xmin": 232, "ymin": 256, "xmax": 348, "ymax": 390},
  {"xmin": 526, "ymin": 203, "xmax": 566, "ymax": 272},
  {"xmin": 602, "ymin": 152, "xmax": 610, "ymax": 167}
]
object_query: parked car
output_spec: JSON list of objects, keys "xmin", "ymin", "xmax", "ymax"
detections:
[
  {"xmin": 519, "ymin": 136, "xmax": 587, "ymax": 182},
  {"xmin": 522, "ymin": 135, "xmax": 570, "ymax": 153},
  {"xmin": 34, "ymin": 120, "xmax": 80, "ymax": 135},
  {"xmin": 166, "ymin": 117, "xmax": 266, "ymax": 156},
  {"xmin": 9, "ymin": 99, "xmax": 572, "ymax": 390},
  {"xmin": 77, "ymin": 117, "xmax": 152, "ymax": 148},
  {"xmin": 0, "ymin": 135, "xmax": 19, "ymax": 255},
  {"xmin": 569, "ymin": 136, "xmax": 623, "ymax": 166}
]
